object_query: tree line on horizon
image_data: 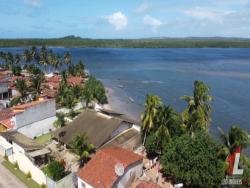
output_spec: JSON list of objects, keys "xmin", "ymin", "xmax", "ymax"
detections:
[{"xmin": 1, "ymin": 38, "xmax": 250, "ymax": 48}]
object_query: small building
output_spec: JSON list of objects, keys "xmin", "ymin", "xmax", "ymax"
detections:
[
  {"xmin": 0, "ymin": 83, "xmax": 11, "ymax": 100},
  {"xmin": 53, "ymin": 109, "xmax": 141, "ymax": 151},
  {"xmin": 0, "ymin": 131, "xmax": 50, "ymax": 185},
  {"xmin": 77, "ymin": 147, "xmax": 143, "ymax": 188},
  {"xmin": 0, "ymin": 99, "xmax": 57, "ymax": 138}
]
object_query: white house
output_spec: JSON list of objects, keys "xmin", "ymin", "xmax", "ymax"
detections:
[
  {"xmin": 0, "ymin": 98, "xmax": 56, "ymax": 138},
  {"xmin": 0, "ymin": 131, "xmax": 50, "ymax": 185},
  {"xmin": 77, "ymin": 147, "xmax": 143, "ymax": 188}
]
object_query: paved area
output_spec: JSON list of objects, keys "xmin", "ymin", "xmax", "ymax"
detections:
[{"xmin": 0, "ymin": 158, "xmax": 27, "ymax": 188}]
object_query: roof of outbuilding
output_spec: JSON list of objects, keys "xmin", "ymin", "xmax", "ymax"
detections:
[
  {"xmin": 53, "ymin": 110, "xmax": 124, "ymax": 148},
  {"xmin": 0, "ymin": 131, "xmax": 44, "ymax": 151},
  {"xmin": 77, "ymin": 147, "xmax": 143, "ymax": 188}
]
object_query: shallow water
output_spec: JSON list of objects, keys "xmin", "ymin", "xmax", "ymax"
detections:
[{"xmin": 1, "ymin": 47, "xmax": 250, "ymax": 135}]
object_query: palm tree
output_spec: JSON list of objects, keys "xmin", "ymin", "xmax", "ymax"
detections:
[
  {"xmin": 181, "ymin": 80, "xmax": 212, "ymax": 133},
  {"xmin": 23, "ymin": 49, "xmax": 32, "ymax": 64},
  {"xmin": 30, "ymin": 74, "xmax": 44, "ymax": 95},
  {"xmin": 218, "ymin": 126, "xmax": 249, "ymax": 156},
  {"xmin": 39, "ymin": 46, "xmax": 48, "ymax": 70},
  {"xmin": 53, "ymin": 112, "xmax": 66, "ymax": 128},
  {"xmin": 141, "ymin": 95, "xmax": 161, "ymax": 144},
  {"xmin": 15, "ymin": 79, "xmax": 28, "ymax": 99},
  {"xmin": 14, "ymin": 54, "xmax": 21, "ymax": 65},
  {"xmin": 70, "ymin": 134, "xmax": 94, "ymax": 165},
  {"xmin": 63, "ymin": 52, "xmax": 71, "ymax": 67},
  {"xmin": 155, "ymin": 105, "xmax": 182, "ymax": 152}
]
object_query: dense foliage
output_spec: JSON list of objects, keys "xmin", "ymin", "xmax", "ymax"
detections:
[
  {"xmin": 1, "ymin": 38, "xmax": 250, "ymax": 48},
  {"xmin": 82, "ymin": 76, "xmax": 108, "ymax": 106},
  {"xmin": 43, "ymin": 161, "xmax": 68, "ymax": 181},
  {"xmin": 70, "ymin": 134, "xmax": 95, "ymax": 165},
  {"xmin": 161, "ymin": 131, "xmax": 225, "ymax": 187}
]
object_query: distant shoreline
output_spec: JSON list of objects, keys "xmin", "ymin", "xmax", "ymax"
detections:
[{"xmin": 1, "ymin": 38, "xmax": 250, "ymax": 48}]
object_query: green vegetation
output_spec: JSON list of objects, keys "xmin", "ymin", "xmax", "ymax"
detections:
[
  {"xmin": 2, "ymin": 160, "xmax": 41, "ymax": 188},
  {"xmin": 161, "ymin": 131, "xmax": 225, "ymax": 187},
  {"xmin": 1, "ymin": 38, "xmax": 250, "ymax": 48},
  {"xmin": 35, "ymin": 133, "xmax": 52, "ymax": 144},
  {"xmin": 42, "ymin": 160, "xmax": 68, "ymax": 181},
  {"xmin": 70, "ymin": 134, "xmax": 95, "ymax": 166},
  {"xmin": 82, "ymin": 76, "xmax": 108, "ymax": 107},
  {"xmin": 53, "ymin": 112, "xmax": 66, "ymax": 128},
  {"xmin": 141, "ymin": 80, "xmax": 250, "ymax": 187}
]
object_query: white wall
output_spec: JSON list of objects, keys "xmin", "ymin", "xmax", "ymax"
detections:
[
  {"xmin": 78, "ymin": 177, "xmax": 93, "ymax": 188},
  {"xmin": 8, "ymin": 151, "xmax": 47, "ymax": 185},
  {"xmin": 114, "ymin": 161, "xmax": 143, "ymax": 188},
  {"xmin": 0, "ymin": 136, "xmax": 47, "ymax": 185},
  {"xmin": 14, "ymin": 100, "xmax": 56, "ymax": 128},
  {"xmin": 18, "ymin": 116, "xmax": 56, "ymax": 138}
]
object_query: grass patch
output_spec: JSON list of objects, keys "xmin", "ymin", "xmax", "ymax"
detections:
[
  {"xmin": 2, "ymin": 160, "xmax": 41, "ymax": 188},
  {"xmin": 35, "ymin": 133, "xmax": 51, "ymax": 144}
]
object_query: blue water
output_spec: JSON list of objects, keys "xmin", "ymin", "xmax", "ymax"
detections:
[{"xmin": 1, "ymin": 47, "xmax": 250, "ymax": 135}]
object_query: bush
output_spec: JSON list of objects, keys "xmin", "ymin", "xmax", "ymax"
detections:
[
  {"xmin": 26, "ymin": 171, "xmax": 32, "ymax": 179},
  {"xmin": 42, "ymin": 161, "xmax": 67, "ymax": 181},
  {"xmin": 14, "ymin": 161, "xmax": 19, "ymax": 170},
  {"xmin": 4, "ymin": 155, "xmax": 9, "ymax": 161},
  {"xmin": 161, "ymin": 131, "xmax": 225, "ymax": 188}
]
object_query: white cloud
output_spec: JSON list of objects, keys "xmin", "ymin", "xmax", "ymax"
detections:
[
  {"xmin": 143, "ymin": 15, "xmax": 162, "ymax": 31},
  {"xmin": 182, "ymin": 7, "xmax": 231, "ymax": 23},
  {"xmin": 24, "ymin": 0, "xmax": 41, "ymax": 7},
  {"xmin": 102, "ymin": 12, "xmax": 128, "ymax": 31},
  {"xmin": 135, "ymin": 2, "xmax": 151, "ymax": 14}
]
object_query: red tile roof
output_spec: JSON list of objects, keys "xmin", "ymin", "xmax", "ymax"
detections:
[
  {"xmin": 13, "ymin": 99, "xmax": 49, "ymax": 111},
  {"xmin": 67, "ymin": 77, "xmax": 83, "ymax": 86},
  {"xmin": 77, "ymin": 147, "xmax": 143, "ymax": 188},
  {"xmin": 0, "ymin": 108, "xmax": 16, "ymax": 121},
  {"xmin": 47, "ymin": 76, "xmax": 60, "ymax": 83},
  {"xmin": 0, "ymin": 118, "xmax": 13, "ymax": 129},
  {"xmin": 136, "ymin": 181, "xmax": 161, "ymax": 188}
]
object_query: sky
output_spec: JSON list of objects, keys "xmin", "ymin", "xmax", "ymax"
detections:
[{"xmin": 0, "ymin": 0, "xmax": 250, "ymax": 38}]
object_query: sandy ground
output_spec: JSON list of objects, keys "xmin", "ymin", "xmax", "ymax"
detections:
[{"xmin": 103, "ymin": 86, "xmax": 143, "ymax": 124}]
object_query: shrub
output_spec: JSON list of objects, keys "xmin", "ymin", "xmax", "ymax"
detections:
[
  {"xmin": 14, "ymin": 161, "xmax": 19, "ymax": 170},
  {"xmin": 42, "ymin": 161, "xmax": 67, "ymax": 181},
  {"xmin": 26, "ymin": 171, "xmax": 32, "ymax": 179}
]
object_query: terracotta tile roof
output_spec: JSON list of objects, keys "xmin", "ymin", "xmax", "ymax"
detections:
[
  {"xmin": 46, "ymin": 76, "xmax": 60, "ymax": 83},
  {"xmin": 0, "ymin": 118, "xmax": 13, "ymax": 129},
  {"xmin": 136, "ymin": 181, "xmax": 161, "ymax": 188},
  {"xmin": 67, "ymin": 76, "xmax": 83, "ymax": 86},
  {"xmin": 0, "ymin": 108, "xmax": 16, "ymax": 121},
  {"xmin": 77, "ymin": 147, "xmax": 143, "ymax": 188},
  {"xmin": 13, "ymin": 99, "xmax": 50, "ymax": 111}
]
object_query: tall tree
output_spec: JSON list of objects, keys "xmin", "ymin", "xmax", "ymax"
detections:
[
  {"xmin": 63, "ymin": 52, "xmax": 71, "ymax": 66},
  {"xmin": 15, "ymin": 79, "xmax": 28, "ymax": 98},
  {"xmin": 30, "ymin": 74, "xmax": 44, "ymax": 95},
  {"xmin": 141, "ymin": 95, "xmax": 161, "ymax": 144},
  {"xmin": 23, "ymin": 49, "xmax": 32, "ymax": 64},
  {"xmin": 155, "ymin": 105, "xmax": 182, "ymax": 152},
  {"xmin": 70, "ymin": 134, "xmax": 94, "ymax": 165},
  {"xmin": 181, "ymin": 80, "xmax": 212, "ymax": 133}
]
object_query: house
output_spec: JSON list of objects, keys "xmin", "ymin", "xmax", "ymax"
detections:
[
  {"xmin": 0, "ymin": 131, "xmax": 50, "ymax": 185},
  {"xmin": 53, "ymin": 109, "xmax": 141, "ymax": 151},
  {"xmin": 77, "ymin": 147, "xmax": 143, "ymax": 188},
  {"xmin": 0, "ymin": 82, "xmax": 12, "ymax": 100},
  {"xmin": 0, "ymin": 98, "xmax": 57, "ymax": 138}
]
